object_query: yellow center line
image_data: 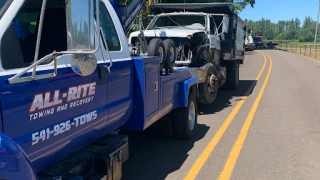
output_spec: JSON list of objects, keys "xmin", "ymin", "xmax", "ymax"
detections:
[
  {"xmin": 184, "ymin": 52, "xmax": 267, "ymax": 180},
  {"xmin": 218, "ymin": 51, "xmax": 273, "ymax": 180}
]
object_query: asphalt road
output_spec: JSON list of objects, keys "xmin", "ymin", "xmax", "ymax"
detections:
[{"xmin": 122, "ymin": 50, "xmax": 320, "ymax": 180}]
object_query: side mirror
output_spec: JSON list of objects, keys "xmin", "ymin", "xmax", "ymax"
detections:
[
  {"xmin": 66, "ymin": 0, "xmax": 99, "ymax": 76},
  {"xmin": 66, "ymin": 0, "xmax": 96, "ymax": 51},
  {"xmin": 222, "ymin": 14, "xmax": 229, "ymax": 34}
]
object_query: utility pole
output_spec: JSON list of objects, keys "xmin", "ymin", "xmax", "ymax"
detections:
[{"xmin": 314, "ymin": 0, "xmax": 320, "ymax": 48}]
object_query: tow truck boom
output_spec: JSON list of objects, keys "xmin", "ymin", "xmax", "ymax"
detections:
[{"xmin": 109, "ymin": 0, "xmax": 147, "ymax": 33}]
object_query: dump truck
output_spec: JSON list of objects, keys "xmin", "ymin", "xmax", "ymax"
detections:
[{"xmin": 128, "ymin": 3, "xmax": 246, "ymax": 105}]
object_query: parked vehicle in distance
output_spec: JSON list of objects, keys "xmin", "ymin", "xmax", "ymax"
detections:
[
  {"xmin": 254, "ymin": 35, "xmax": 264, "ymax": 48},
  {"xmin": 245, "ymin": 29, "xmax": 255, "ymax": 51}
]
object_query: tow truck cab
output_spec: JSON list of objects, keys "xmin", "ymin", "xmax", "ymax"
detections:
[
  {"xmin": 0, "ymin": 0, "xmax": 200, "ymax": 179},
  {"xmin": 0, "ymin": 0, "xmax": 133, "ymax": 175}
]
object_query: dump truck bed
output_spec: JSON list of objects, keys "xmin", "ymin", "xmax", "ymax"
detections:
[{"xmin": 149, "ymin": 3, "xmax": 235, "ymax": 15}]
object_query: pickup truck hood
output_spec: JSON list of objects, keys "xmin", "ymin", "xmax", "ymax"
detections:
[{"xmin": 129, "ymin": 28, "xmax": 204, "ymax": 42}]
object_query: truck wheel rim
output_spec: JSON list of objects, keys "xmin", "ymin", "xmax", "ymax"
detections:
[
  {"xmin": 159, "ymin": 47, "xmax": 164, "ymax": 63},
  {"xmin": 188, "ymin": 101, "xmax": 196, "ymax": 130},
  {"xmin": 208, "ymin": 74, "xmax": 217, "ymax": 93},
  {"xmin": 169, "ymin": 47, "xmax": 175, "ymax": 62}
]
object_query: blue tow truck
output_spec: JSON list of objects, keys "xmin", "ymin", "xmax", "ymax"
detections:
[{"xmin": 0, "ymin": 0, "xmax": 205, "ymax": 179}]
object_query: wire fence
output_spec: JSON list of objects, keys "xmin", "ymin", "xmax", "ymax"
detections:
[{"xmin": 276, "ymin": 43, "xmax": 320, "ymax": 60}]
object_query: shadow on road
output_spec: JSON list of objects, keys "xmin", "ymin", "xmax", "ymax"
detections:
[
  {"xmin": 198, "ymin": 80, "xmax": 257, "ymax": 115},
  {"xmin": 254, "ymin": 47, "xmax": 276, "ymax": 50},
  {"xmin": 121, "ymin": 123, "xmax": 210, "ymax": 180},
  {"xmin": 120, "ymin": 80, "xmax": 257, "ymax": 179}
]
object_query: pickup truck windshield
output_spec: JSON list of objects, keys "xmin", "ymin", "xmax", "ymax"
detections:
[{"xmin": 147, "ymin": 14, "xmax": 206, "ymax": 30}]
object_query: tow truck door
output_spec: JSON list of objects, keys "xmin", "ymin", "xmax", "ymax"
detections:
[
  {"xmin": 0, "ymin": 2, "xmax": 110, "ymax": 171},
  {"xmin": 98, "ymin": 0, "xmax": 133, "ymax": 127}
]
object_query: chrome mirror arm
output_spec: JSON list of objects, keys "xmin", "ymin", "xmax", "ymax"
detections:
[{"xmin": 9, "ymin": 0, "xmax": 102, "ymax": 84}]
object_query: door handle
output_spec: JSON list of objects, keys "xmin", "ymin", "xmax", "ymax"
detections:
[
  {"xmin": 97, "ymin": 64, "xmax": 107, "ymax": 85},
  {"xmin": 154, "ymin": 82, "xmax": 158, "ymax": 91}
]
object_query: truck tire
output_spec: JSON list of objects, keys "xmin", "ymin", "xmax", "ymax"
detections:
[
  {"xmin": 198, "ymin": 63, "xmax": 219, "ymax": 104},
  {"xmin": 223, "ymin": 61, "xmax": 239, "ymax": 90},
  {"xmin": 173, "ymin": 90, "xmax": 197, "ymax": 139},
  {"xmin": 148, "ymin": 38, "xmax": 166, "ymax": 69},
  {"xmin": 163, "ymin": 39, "xmax": 176, "ymax": 72},
  {"xmin": 192, "ymin": 46, "xmax": 213, "ymax": 66}
]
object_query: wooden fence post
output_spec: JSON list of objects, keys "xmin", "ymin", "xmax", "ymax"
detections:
[
  {"xmin": 300, "ymin": 44, "xmax": 301, "ymax": 54},
  {"xmin": 305, "ymin": 45, "xmax": 307, "ymax": 55},
  {"xmin": 310, "ymin": 45, "xmax": 312, "ymax": 56}
]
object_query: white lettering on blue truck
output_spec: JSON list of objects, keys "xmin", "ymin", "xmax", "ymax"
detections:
[
  {"xmin": 31, "ymin": 110, "xmax": 98, "ymax": 145},
  {"xmin": 29, "ymin": 82, "xmax": 96, "ymax": 121}
]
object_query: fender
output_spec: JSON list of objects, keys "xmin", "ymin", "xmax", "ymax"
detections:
[
  {"xmin": 180, "ymin": 77, "xmax": 198, "ymax": 107},
  {"xmin": 0, "ymin": 133, "xmax": 37, "ymax": 180}
]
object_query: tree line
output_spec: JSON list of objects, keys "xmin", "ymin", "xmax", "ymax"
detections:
[
  {"xmin": 120, "ymin": 0, "xmax": 255, "ymax": 11},
  {"xmin": 158, "ymin": 0, "xmax": 255, "ymax": 11},
  {"xmin": 245, "ymin": 16, "xmax": 318, "ymax": 42}
]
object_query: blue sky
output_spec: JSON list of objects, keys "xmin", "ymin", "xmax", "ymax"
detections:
[{"xmin": 239, "ymin": 0, "xmax": 320, "ymax": 23}]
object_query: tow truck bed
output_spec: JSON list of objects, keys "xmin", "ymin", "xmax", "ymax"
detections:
[
  {"xmin": 36, "ymin": 56, "xmax": 198, "ymax": 179},
  {"xmin": 122, "ymin": 56, "xmax": 197, "ymax": 130}
]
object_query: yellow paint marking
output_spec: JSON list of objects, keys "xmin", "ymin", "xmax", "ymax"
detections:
[
  {"xmin": 218, "ymin": 51, "xmax": 273, "ymax": 180},
  {"xmin": 184, "ymin": 52, "xmax": 267, "ymax": 180}
]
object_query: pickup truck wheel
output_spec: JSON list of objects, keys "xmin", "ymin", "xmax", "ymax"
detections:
[
  {"xmin": 163, "ymin": 39, "xmax": 176, "ymax": 72},
  {"xmin": 173, "ymin": 92, "xmax": 197, "ymax": 140},
  {"xmin": 148, "ymin": 38, "xmax": 166, "ymax": 69},
  {"xmin": 198, "ymin": 63, "xmax": 219, "ymax": 104}
]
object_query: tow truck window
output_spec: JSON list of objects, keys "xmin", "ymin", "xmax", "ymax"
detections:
[
  {"xmin": 98, "ymin": 1, "xmax": 121, "ymax": 51},
  {"xmin": 0, "ymin": 0, "xmax": 11, "ymax": 18},
  {"xmin": 1, "ymin": 0, "xmax": 67, "ymax": 70},
  {"xmin": 14, "ymin": 11, "xmax": 39, "ymax": 39},
  {"xmin": 0, "ymin": 0, "xmax": 6, "ymax": 8}
]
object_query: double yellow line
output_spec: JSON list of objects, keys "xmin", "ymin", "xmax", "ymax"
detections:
[{"xmin": 184, "ymin": 51, "xmax": 273, "ymax": 180}]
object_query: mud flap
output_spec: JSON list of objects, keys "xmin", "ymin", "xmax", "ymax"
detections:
[{"xmin": 106, "ymin": 150, "xmax": 123, "ymax": 180}]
